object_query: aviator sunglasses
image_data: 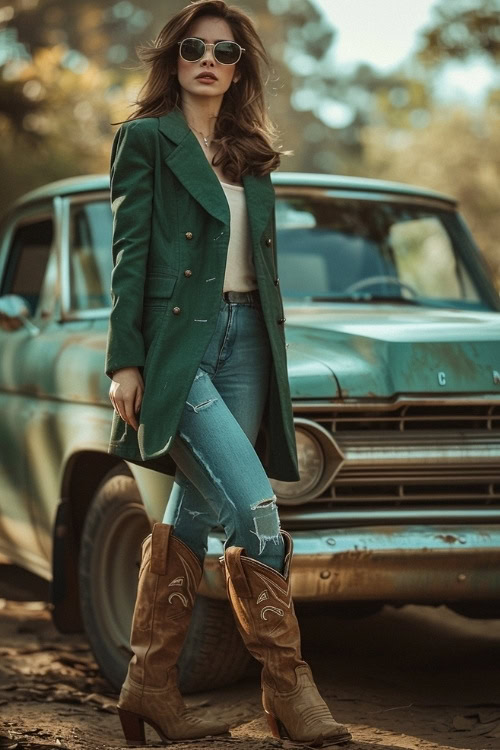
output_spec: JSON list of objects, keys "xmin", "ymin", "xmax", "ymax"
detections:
[{"xmin": 177, "ymin": 37, "xmax": 245, "ymax": 65}]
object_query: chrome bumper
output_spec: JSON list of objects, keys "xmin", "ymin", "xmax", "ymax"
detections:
[{"xmin": 199, "ymin": 524, "xmax": 500, "ymax": 602}]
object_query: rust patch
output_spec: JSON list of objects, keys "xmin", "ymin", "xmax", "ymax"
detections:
[{"xmin": 435, "ymin": 534, "xmax": 458, "ymax": 544}]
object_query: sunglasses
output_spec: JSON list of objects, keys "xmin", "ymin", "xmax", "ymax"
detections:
[{"xmin": 177, "ymin": 37, "xmax": 245, "ymax": 65}]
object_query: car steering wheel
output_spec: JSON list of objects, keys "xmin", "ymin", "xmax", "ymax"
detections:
[{"xmin": 344, "ymin": 275, "xmax": 419, "ymax": 298}]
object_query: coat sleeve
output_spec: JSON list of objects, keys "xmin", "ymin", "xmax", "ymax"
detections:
[{"xmin": 104, "ymin": 119, "xmax": 155, "ymax": 379}]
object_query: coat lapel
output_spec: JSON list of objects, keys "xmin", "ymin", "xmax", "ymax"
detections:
[
  {"xmin": 159, "ymin": 109, "xmax": 229, "ymax": 225},
  {"xmin": 158, "ymin": 108, "xmax": 275, "ymax": 242}
]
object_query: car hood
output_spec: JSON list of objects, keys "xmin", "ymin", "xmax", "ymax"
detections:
[{"xmin": 285, "ymin": 304, "xmax": 500, "ymax": 399}]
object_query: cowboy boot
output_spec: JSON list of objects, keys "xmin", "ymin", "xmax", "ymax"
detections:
[
  {"xmin": 223, "ymin": 531, "xmax": 352, "ymax": 747},
  {"xmin": 117, "ymin": 522, "xmax": 229, "ymax": 745}
]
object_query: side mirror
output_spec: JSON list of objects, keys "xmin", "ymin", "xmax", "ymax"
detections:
[{"xmin": 0, "ymin": 294, "xmax": 39, "ymax": 334}]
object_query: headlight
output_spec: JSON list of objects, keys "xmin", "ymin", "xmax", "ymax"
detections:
[{"xmin": 271, "ymin": 427, "xmax": 324, "ymax": 501}]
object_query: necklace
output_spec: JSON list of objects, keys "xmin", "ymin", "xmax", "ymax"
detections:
[
  {"xmin": 197, "ymin": 129, "xmax": 212, "ymax": 148},
  {"xmin": 187, "ymin": 120, "xmax": 214, "ymax": 148}
]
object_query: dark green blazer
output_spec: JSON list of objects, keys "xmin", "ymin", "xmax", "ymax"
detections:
[{"xmin": 104, "ymin": 107, "xmax": 299, "ymax": 481}]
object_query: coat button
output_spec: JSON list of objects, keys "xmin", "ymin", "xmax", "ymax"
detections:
[
  {"xmin": 277, "ymin": 317, "xmax": 286, "ymax": 325},
  {"xmin": 265, "ymin": 237, "xmax": 272, "ymax": 247},
  {"xmin": 274, "ymin": 277, "xmax": 280, "ymax": 286},
  {"xmin": 172, "ymin": 306, "xmax": 181, "ymax": 315},
  {"xmin": 184, "ymin": 269, "xmax": 192, "ymax": 277},
  {"xmin": 185, "ymin": 231, "xmax": 193, "ymax": 240}
]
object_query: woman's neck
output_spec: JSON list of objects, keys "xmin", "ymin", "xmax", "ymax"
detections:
[{"xmin": 181, "ymin": 97, "xmax": 221, "ymax": 141}]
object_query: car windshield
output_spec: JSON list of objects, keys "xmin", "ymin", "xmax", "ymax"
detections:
[
  {"xmin": 275, "ymin": 191, "xmax": 489, "ymax": 310},
  {"xmin": 73, "ymin": 190, "xmax": 491, "ymax": 313}
]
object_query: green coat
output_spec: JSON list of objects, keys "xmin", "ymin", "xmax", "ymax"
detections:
[{"xmin": 104, "ymin": 107, "xmax": 299, "ymax": 482}]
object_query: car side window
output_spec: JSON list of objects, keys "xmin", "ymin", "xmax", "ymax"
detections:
[
  {"xmin": 1, "ymin": 217, "xmax": 54, "ymax": 316},
  {"xmin": 69, "ymin": 200, "xmax": 112, "ymax": 311}
]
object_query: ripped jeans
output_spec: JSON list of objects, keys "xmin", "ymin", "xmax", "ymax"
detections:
[{"xmin": 162, "ymin": 294, "xmax": 285, "ymax": 572}]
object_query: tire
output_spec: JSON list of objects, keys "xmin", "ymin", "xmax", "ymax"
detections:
[
  {"xmin": 177, "ymin": 589, "xmax": 253, "ymax": 694},
  {"xmin": 78, "ymin": 466, "xmax": 251, "ymax": 694}
]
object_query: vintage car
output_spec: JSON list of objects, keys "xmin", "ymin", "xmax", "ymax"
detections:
[{"xmin": 0, "ymin": 172, "xmax": 499, "ymax": 693}]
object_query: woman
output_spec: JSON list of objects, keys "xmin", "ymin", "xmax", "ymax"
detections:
[{"xmin": 106, "ymin": 0, "xmax": 352, "ymax": 746}]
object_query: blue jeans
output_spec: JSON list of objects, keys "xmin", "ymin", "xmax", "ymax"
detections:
[{"xmin": 162, "ymin": 294, "xmax": 285, "ymax": 572}]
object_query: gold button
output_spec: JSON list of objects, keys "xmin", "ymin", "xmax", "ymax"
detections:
[
  {"xmin": 265, "ymin": 237, "xmax": 272, "ymax": 247},
  {"xmin": 172, "ymin": 306, "xmax": 181, "ymax": 315},
  {"xmin": 184, "ymin": 269, "xmax": 192, "ymax": 278},
  {"xmin": 185, "ymin": 231, "xmax": 193, "ymax": 240}
]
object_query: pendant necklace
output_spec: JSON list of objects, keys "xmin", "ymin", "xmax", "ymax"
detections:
[
  {"xmin": 198, "ymin": 130, "xmax": 212, "ymax": 148},
  {"xmin": 189, "ymin": 124, "xmax": 213, "ymax": 148}
]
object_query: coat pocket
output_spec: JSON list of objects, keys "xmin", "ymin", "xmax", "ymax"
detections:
[{"xmin": 143, "ymin": 272, "xmax": 177, "ymax": 309}]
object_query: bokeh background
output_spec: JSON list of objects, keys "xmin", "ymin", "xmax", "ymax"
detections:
[{"xmin": 0, "ymin": 0, "xmax": 499, "ymax": 285}]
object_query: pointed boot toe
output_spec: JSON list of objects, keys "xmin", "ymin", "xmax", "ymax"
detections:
[
  {"xmin": 222, "ymin": 533, "xmax": 352, "ymax": 746},
  {"xmin": 263, "ymin": 665, "xmax": 351, "ymax": 746}
]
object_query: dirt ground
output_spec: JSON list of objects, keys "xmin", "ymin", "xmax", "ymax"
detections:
[{"xmin": 1, "ymin": 565, "xmax": 500, "ymax": 750}]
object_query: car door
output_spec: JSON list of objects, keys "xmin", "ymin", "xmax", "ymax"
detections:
[{"xmin": 0, "ymin": 201, "xmax": 58, "ymax": 575}]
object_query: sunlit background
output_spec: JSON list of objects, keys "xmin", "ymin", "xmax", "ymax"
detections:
[{"xmin": 0, "ymin": 0, "xmax": 499, "ymax": 283}]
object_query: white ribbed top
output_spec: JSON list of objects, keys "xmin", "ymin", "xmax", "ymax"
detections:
[{"xmin": 220, "ymin": 181, "xmax": 257, "ymax": 293}]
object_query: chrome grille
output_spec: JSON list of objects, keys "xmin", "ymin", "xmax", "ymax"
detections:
[{"xmin": 289, "ymin": 399, "xmax": 500, "ymax": 506}]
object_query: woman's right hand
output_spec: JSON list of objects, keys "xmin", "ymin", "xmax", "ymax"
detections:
[{"xmin": 109, "ymin": 366, "xmax": 144, "ymax": 431}]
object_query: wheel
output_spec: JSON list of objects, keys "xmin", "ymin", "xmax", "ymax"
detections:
[
  {"xmin": 177, "ymin": 593, "xmax": 253, "ymax": 694},
  {"xmin": 78, "ymin": 465, "xmax": 251, "ymax": 694}
]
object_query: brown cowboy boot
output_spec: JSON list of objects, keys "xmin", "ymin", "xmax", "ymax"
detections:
[
  {"xmin": 223, "ymin": 531, "xmax": 351, "ymax": 747},
  {"xmin": 117, "ymin": 523, "xmax": 229, "ymax": 745}
]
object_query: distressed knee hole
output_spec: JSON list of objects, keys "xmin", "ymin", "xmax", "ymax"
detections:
[
  {"xmin": 251, "ymin": 496, "xmax": 277, "ymax": 510},
  {"xmin": 250, "ymin": 495, "xmax": 281, "ymax": 555},
  {"xmin": 186, "ymin": 397, "xmax": 217, "ymax": 413}
]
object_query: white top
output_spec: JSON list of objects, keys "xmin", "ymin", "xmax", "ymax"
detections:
[{"xmin": 220, "ymin": 181, "xmax": 257, "ymax": 293}]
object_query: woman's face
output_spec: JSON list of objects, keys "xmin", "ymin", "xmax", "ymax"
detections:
[{"xmin": 176, "ymin": 15, "xmax": 240, "ymax": 103}]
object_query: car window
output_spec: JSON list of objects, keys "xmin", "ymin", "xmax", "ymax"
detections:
[
  {"xmin": 1, "ymin": 216, "xmax": 54, "ymax": 316},
  {"xmin": 69, "ymin": 200, "xmax": 112, "ymax": 311},
  {"xmin": 389, "ymin": 217, "xmax": 478, "ymax": 301},
  {"xmin": 275, "ymin": 193, "xmax": 483, "ymax": 308}
]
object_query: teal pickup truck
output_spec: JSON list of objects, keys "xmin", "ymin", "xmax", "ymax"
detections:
[{"xmin": 0, "ymin": 172, "xmax": 499, "ymax": 693}]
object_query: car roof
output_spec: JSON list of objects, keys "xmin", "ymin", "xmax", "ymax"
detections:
[{"xmin": 10, "ymin": 171, "xmax": 457, "ymax": 210}]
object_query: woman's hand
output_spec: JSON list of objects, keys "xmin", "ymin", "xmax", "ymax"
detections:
[{"xmin": 109, "ymin": 366, "xmax": 144, "ymax": 431}]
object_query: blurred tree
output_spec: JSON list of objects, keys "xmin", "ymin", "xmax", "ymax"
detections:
[
  {"xmin": 360, "ymin": 0, "xmax": 500, "ymax": 289},
  {"xmin": 3, "ymin": 1, "xmax": 153, "ymax": 72},
  {"xmin": 417, "ymin": 0, "xmax": 500, "ymax": 65},
  {"xmin": 0, "ymin": 0, "xmax": 344, "ymax": 207}
]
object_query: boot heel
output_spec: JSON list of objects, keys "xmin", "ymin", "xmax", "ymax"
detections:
[
  {"xmin": 264, "ymin": 710, "xmax": 282, "ymax": 739},
  {"xmin": 118, "ymin": 707, "xmax": 146, "ymax": 746}
]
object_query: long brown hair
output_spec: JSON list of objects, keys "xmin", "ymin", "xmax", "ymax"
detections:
[{"xmin": 111, "ymin": 0, "xmax": 290, "ymax": 178}]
